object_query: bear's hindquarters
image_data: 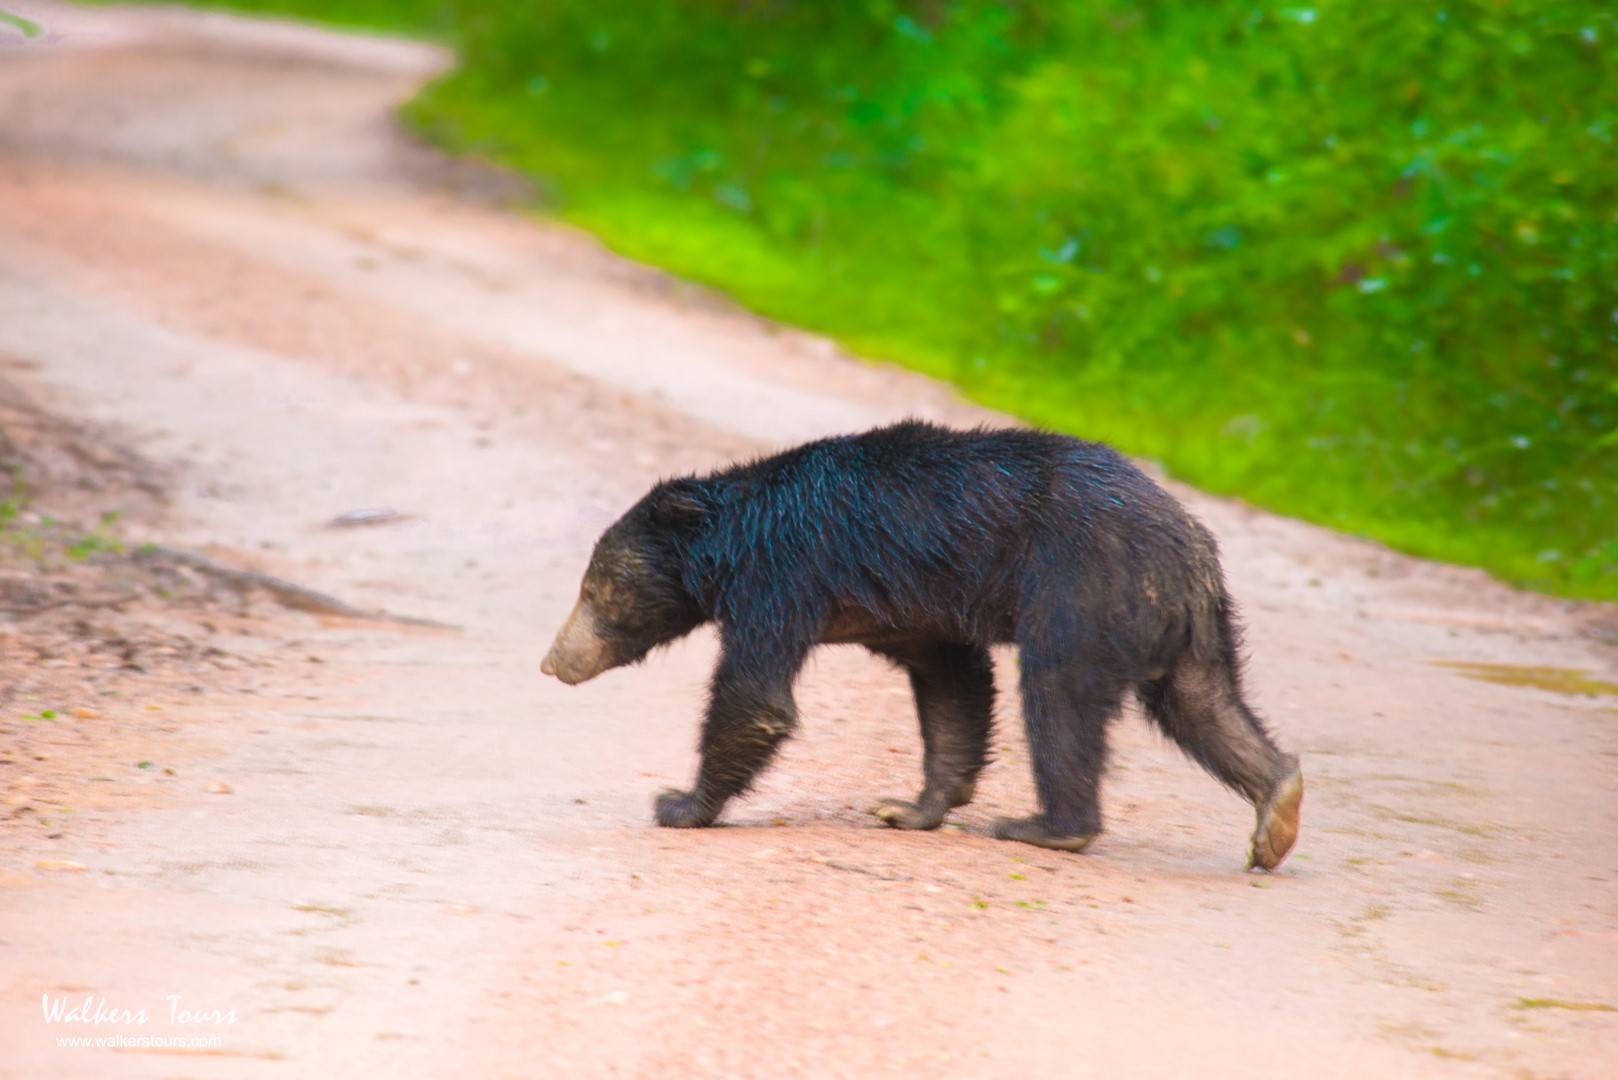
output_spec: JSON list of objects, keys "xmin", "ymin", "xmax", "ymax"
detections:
[{"xmin": 1135, "ymin": 648, "xmax": 1303, "ymax": 870}]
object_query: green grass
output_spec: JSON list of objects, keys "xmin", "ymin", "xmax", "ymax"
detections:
[
  {"xmin": 1514, "ymin": 997, "xmax": 1617, "ymax": 1012},
  {"xmin": 0, "ymin": 7, "xmax": 43, "ymax": 36},
  {"xmin": 100, "ymin": 0, "xmax": 1618, "ymax": 601},
  {"xmin": 99, "ymin": 0, "xmax": 455, "ymax": 37}
]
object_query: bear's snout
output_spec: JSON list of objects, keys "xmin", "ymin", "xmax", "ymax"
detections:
[{"xmin": 542, "ymin": 599, "xmax": 613, "ymax": 685}]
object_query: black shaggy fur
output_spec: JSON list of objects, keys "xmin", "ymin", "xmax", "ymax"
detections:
[{"xmin": 557, "ymin": 420, "xmax": 1300, "ymax": 860}]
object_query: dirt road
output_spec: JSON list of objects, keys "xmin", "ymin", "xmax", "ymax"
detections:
[{"xmin": 1, "ymin": 3, "xmax": 1614, "ymax": 1077}]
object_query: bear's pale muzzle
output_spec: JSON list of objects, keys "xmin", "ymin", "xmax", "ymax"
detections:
[{"xmin": 541, "ymin": 599, "xmax": 612, "ymax": 685}]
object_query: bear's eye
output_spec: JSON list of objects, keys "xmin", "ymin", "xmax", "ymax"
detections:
[{"xmin": 585, "ymin": 573, "xmax": 627, "ymax": 608}]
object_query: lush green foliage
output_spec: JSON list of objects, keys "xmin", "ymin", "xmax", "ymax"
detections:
[
  {"xmin": 131, "ymin": 0, "xmax": 457, "ymax": 36},
  {"xmin": 168, "ymin": 0, "xmax": 1618, "ymax": 598},
  {"xmin": 0, "ymin": 7, "xmax": 45, "ymax": 37}
]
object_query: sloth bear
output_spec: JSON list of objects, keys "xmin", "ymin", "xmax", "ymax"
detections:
[{"xmin": 542, "ymin": 421, "xmax": 1302, "ymax": 869}]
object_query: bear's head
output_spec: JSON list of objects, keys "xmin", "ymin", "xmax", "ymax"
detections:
[{"xmin": 541, "ymin": 479, "xmax": 711, "ymax": 685}]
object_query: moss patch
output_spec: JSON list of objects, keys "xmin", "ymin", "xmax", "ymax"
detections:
[{"xmin": 1432, "ymin": 662, "xmax": 1618, "ymax": 697}]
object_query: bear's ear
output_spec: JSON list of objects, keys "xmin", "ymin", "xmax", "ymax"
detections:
[{"xmin": 650, "ymin": 479, "xmax": 711, "ymax": 529}]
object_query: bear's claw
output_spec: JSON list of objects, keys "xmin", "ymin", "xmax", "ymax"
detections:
[
  {"xmin": 991, "ymin": 814, "xmax": 1098, "ymax": 853},
  {"xmin": 1247, "ymin": 758, "xmax": 1304, "ymax": 871}
]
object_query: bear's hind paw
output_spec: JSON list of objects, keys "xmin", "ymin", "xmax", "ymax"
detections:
[
  {"xmin": 992, "ymin": 814, "xmax": 1098, "ymax": 853},
  {"xmin": 1247, "ymin": 760, "xmax": 1304, "ymax": 871}
]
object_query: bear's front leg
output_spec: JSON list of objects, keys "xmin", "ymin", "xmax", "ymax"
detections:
[
  {"xmin": 655, "ymin": 647, "xmax": 801, "ymax": 829},
  {"xmin": 869, "ymin": 641, "xmax": 994, "ymax": 831}
]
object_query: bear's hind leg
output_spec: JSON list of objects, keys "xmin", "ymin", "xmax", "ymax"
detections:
[
  {"xmin": 1137, "ymin": 656, "xmax": 1303, "ymax": 870},
  {"xmin": 869, "ymin": 641, "xmax": 994, "ymax": 831},
  {"xmin": 992, "ymin": 644, "xmax": 1126, "ymax": 852}
]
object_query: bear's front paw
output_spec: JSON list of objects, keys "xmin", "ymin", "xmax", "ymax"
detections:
[
  {"xmin": 991, "ymin": 814, "xmax": 1098, "ymax": 853},
  {"xmin": 655, "ymin": 788, "xmax": 716, "ymax": 828},
  {"xmin": 870, "ymin": 798, "xmax": 944, "ymax": 831}
]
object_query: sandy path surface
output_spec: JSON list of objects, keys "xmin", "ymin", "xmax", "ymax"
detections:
[{"xmin": 1, "ymin": 3, "xmax": 1614, "ymax": 1077}]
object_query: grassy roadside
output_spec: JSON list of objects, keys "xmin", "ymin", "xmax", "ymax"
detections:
[
  {"xmin": 0, "ymin": 7, "xmax": 44, "ymax": 36},
  {"xmin": 85, "ymin": 1, "xmax": 1618, "ymax": 601}
]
